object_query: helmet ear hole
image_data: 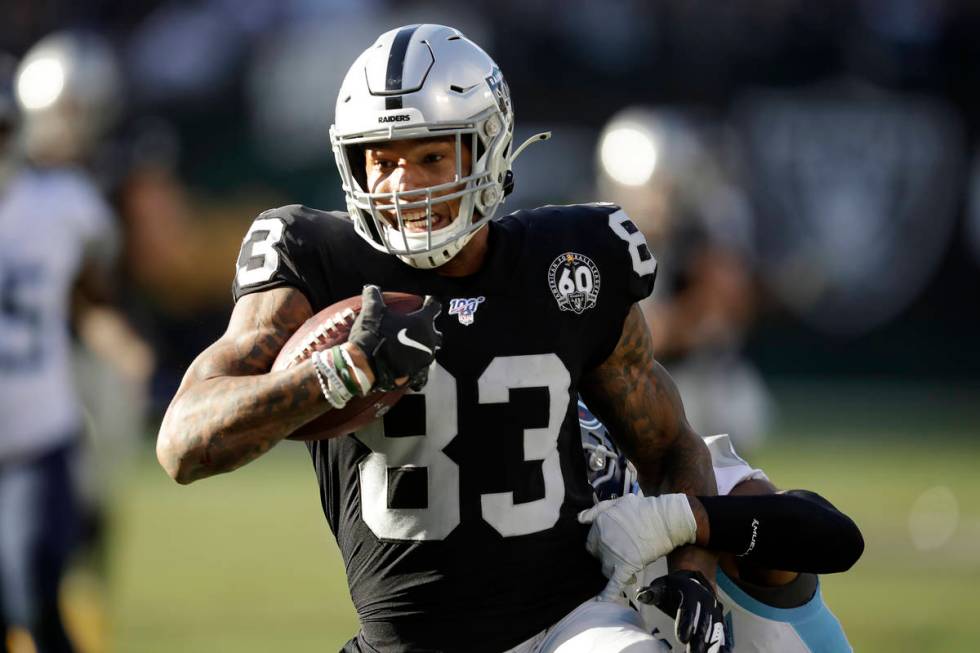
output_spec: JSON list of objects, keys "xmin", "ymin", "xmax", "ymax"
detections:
[{"xmin": 502, "ymin": 170, "xmax": 514, "ymax": 197}]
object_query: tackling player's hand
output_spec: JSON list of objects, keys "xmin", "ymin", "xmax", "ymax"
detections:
[
  {"xmin": 636, "ymin": 570, "xmax": 730, "ymax": 653},
  {"xmin": 347, "ymin": 285, "xmax": 442, "ymax": 392},
  {"xmin": 577, "ymin": 494, "xmax": 697, "ymax": 601}
]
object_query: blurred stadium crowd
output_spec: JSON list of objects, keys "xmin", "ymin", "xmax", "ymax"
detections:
[
  {"xmin": 1, "ymin": 1, "xmax": 980, "ymax": 650},
  {"xmin": 4, "ymin": 0, "xmax": 980, "ymax": 426},
  {"xmin": 4, "ymin": 0, "xmax": 980, "ymax": 412}
]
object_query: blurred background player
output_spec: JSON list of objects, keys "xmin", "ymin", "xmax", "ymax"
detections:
[
  {"xmin": 596, "ymin": 108, "xmax": 772, "ymax": 452},
  {"xmin": 0, "ymin": 32, "xmax": 151, "ymax": 653},
  {"xmin": 579, "ymin": 401, "xmax": 853, "ymax": 652}
]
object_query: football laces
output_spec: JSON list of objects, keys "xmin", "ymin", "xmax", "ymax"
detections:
[{"xmin": 285, "ymin": 308, "xmax": 357, "ymax": 367}]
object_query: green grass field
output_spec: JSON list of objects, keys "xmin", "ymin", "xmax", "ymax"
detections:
[{"xmin": 98, "ymin": 397, "xmax": 980, "ymax": 652}]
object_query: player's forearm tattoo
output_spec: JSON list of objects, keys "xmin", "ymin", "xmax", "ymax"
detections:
[
  {"xmin": 580, "ymin": 305, "xmax": 716, "ymax": 498},
  {"xmin": 157, "ymin": 288, "xmax": 327, "ymax": 483}
]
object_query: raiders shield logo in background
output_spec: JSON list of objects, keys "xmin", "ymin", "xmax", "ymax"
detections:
[{"xmin": 737, "ymin": 81, "xmax": 964, "ymax": 336}]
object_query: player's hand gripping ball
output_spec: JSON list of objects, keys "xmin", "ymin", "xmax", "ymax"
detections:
[
  {"xmin": 272, "ymin": 287, "xmax": 439, "ymax": 440},
  {"xmin": 636, "ymin": 570, "xmax": 730, "ymax": 653},
  {"xmin": 348, "ymin": 285, "xmax": 443, "ymax": 392}
]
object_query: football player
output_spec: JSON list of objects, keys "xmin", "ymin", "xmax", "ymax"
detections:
[
  {"xmin": 0, "ymin": 33, "xmax": 129, "ymax": 653},
  {"xmin": 1, "ymin": 32, "xmax": 153, "ymax": 653},
  {"xmin": 578, "ymin": 402, "xmax": 860, "ymax": 652},
  {"xmin": 158, "ymin": 24, "xmax": 727, "ymax": 653}
]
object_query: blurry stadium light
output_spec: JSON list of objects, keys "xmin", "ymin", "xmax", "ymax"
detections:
[
  {"xmin": 16, "ymin": 57, "xmax": 65, "ymax": 110},
  {"xmin": 908, "ymin": 486, "xmax": 959, "ymax": 552},
  {"xmin": 599, "ymin": 125, "xmax": 658, "ymax": 187}
]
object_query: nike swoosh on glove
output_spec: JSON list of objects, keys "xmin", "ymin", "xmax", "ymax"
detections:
[
  {"xmin": 347, "ymin": 286, "xmax": 442, "ymax": 392},
  {"xmin": 578, "ymin": 493, "xmax": 697, "ymax": 601},
  {"xmin": 636, "ymin": 570, "xmax": 730, "ymax": 653}
]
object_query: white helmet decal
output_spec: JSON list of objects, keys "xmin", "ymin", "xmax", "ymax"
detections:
[{"xmin": 330, "ymin": 24, "xmax": 548, "ymax": 269}]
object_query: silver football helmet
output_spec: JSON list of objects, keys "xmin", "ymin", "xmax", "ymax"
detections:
[
  {"xmin": 14, "ymin": 31, "xmax": 121, "ymax": 163},
  {"xmin": 330, "ymin": 24, "xmax": 548, "ymax": 269}
]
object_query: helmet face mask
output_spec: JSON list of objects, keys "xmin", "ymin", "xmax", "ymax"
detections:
[{"xmin": 330, "ymin": 25, "xmax": 515, "ymax": 269}]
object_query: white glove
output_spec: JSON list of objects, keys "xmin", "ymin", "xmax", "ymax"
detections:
[{"xmin": 578, "ymin": 493, "xmax": 697, "ymax": 601}]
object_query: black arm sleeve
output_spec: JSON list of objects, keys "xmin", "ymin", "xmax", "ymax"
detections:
[{"xmin": 696, "ymin": 490, "xmax": 864, "ymax": 574}]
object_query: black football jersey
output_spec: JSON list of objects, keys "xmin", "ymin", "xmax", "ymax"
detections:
[{"xmin": 232, "ymin": 203, "xmax": 657, "ymax": 652}]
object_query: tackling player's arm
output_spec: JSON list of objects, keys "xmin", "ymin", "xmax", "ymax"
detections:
[
  {"xmin": 157, "ymin": 287, "xmax": 330, "ymax": 484},
  {"xmin": 580, "ymin": 304, "xmax": 718, "ymax": 565},
  {"xmin": 687, "ymin": 482, "xmax": 864, "ymax": 575}
]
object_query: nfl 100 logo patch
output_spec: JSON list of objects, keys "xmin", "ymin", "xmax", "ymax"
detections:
[
  {"xmin": 448, "ymin": 296, "xmax": 486, "ymax": 325},
  {"xmin": 548, "ymin": 252, "xmax": 600, "ymax": 314}
]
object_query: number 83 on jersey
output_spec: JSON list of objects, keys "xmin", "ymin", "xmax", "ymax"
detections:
[{"xmin": 357, "ymin": 355, "xmax": 570, "ymax": 542}]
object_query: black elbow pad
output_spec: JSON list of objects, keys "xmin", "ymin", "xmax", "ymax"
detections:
[
  {"xmin": 784, "ymin": 489, "xmax": 865, "ymax": 570},
  {"xmin": 700, "ymin": 491, "xmax": 865, "ymax": 573}
]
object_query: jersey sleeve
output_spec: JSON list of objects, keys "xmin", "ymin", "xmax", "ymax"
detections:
[
  {"xmin": 61, "ymin": 170, "xmax": 119, "ymax": 268},
  {"xmin": 599, "ymin": 204, "xmax": 658, "ymax": 303},
  {"xmin": 79, "ymin": 203, "xmax": 120, "ymax": 270},
  {"xmin": 231, "ymin": 205, "xmax": 329, "ymax": 308},
  {"xmin": 580, "ymin": 203, "xmax": 659, "ymax": 367},
  {"xmin": 703, "ymin": 434, "xmax": 770, "ymax": 496}
]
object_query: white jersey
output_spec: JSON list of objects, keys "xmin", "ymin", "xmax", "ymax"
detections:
[
  {"xmin": 0, "ymin": 167, "xmax": 116, "ymax": 459},
  {"xmin": 635, "ymin": 435, "xmax": 852, "ymax": 652}
]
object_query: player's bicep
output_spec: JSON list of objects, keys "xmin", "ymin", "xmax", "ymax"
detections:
[{"xmin": 175, "ymin": 287, "xmax": 312, "ymax": 395}]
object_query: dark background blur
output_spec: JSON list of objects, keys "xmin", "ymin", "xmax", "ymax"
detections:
[
  {"xmin": 4, "ymin": 3, "xmax": 979, "ymax": 652},
  {"xmin": 4, "ymin": 0, "xmax": 979, "ymax": 420}
]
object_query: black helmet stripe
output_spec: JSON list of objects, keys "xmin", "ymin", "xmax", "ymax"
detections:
[{"xmin": 384, "ymin": 24, "xmax": 420, "ymax": 110}]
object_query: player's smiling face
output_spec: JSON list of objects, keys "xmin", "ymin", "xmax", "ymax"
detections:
[{"xmin": 364, "ymin": 136, "xmax": 472, "ymax": 233}]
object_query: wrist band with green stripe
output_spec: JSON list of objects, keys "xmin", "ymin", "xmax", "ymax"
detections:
[{"xmin": 331, "ymin": 346, "xmax": 364, "ymax": 397}]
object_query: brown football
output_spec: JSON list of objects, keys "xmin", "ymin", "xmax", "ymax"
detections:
[{"xmin": 271, "ymin": 292, "xmax": 423, "ymax": 441}]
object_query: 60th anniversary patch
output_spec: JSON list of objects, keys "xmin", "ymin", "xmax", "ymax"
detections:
[{"xmin": 548, "ymin": 252, "xmax": 600, "ymax": 314}]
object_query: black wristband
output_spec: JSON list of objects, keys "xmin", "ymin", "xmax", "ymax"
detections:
[{"xmin": 697, "ymin": 492, "xmax": 864, "ymax": 574}]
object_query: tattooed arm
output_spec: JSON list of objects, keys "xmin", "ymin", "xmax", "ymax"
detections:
[
  {"xmin": 157, "ymin": 287, "xmax": 329, "ymax": 484},
  {"xmin": 580, "ymin": 304, "xmax": 717, "ymax": 572}
]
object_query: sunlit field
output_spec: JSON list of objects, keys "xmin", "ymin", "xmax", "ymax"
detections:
[{"xmin": 90, "ymin": 384, "xmax": 980, "ymax": 652}]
